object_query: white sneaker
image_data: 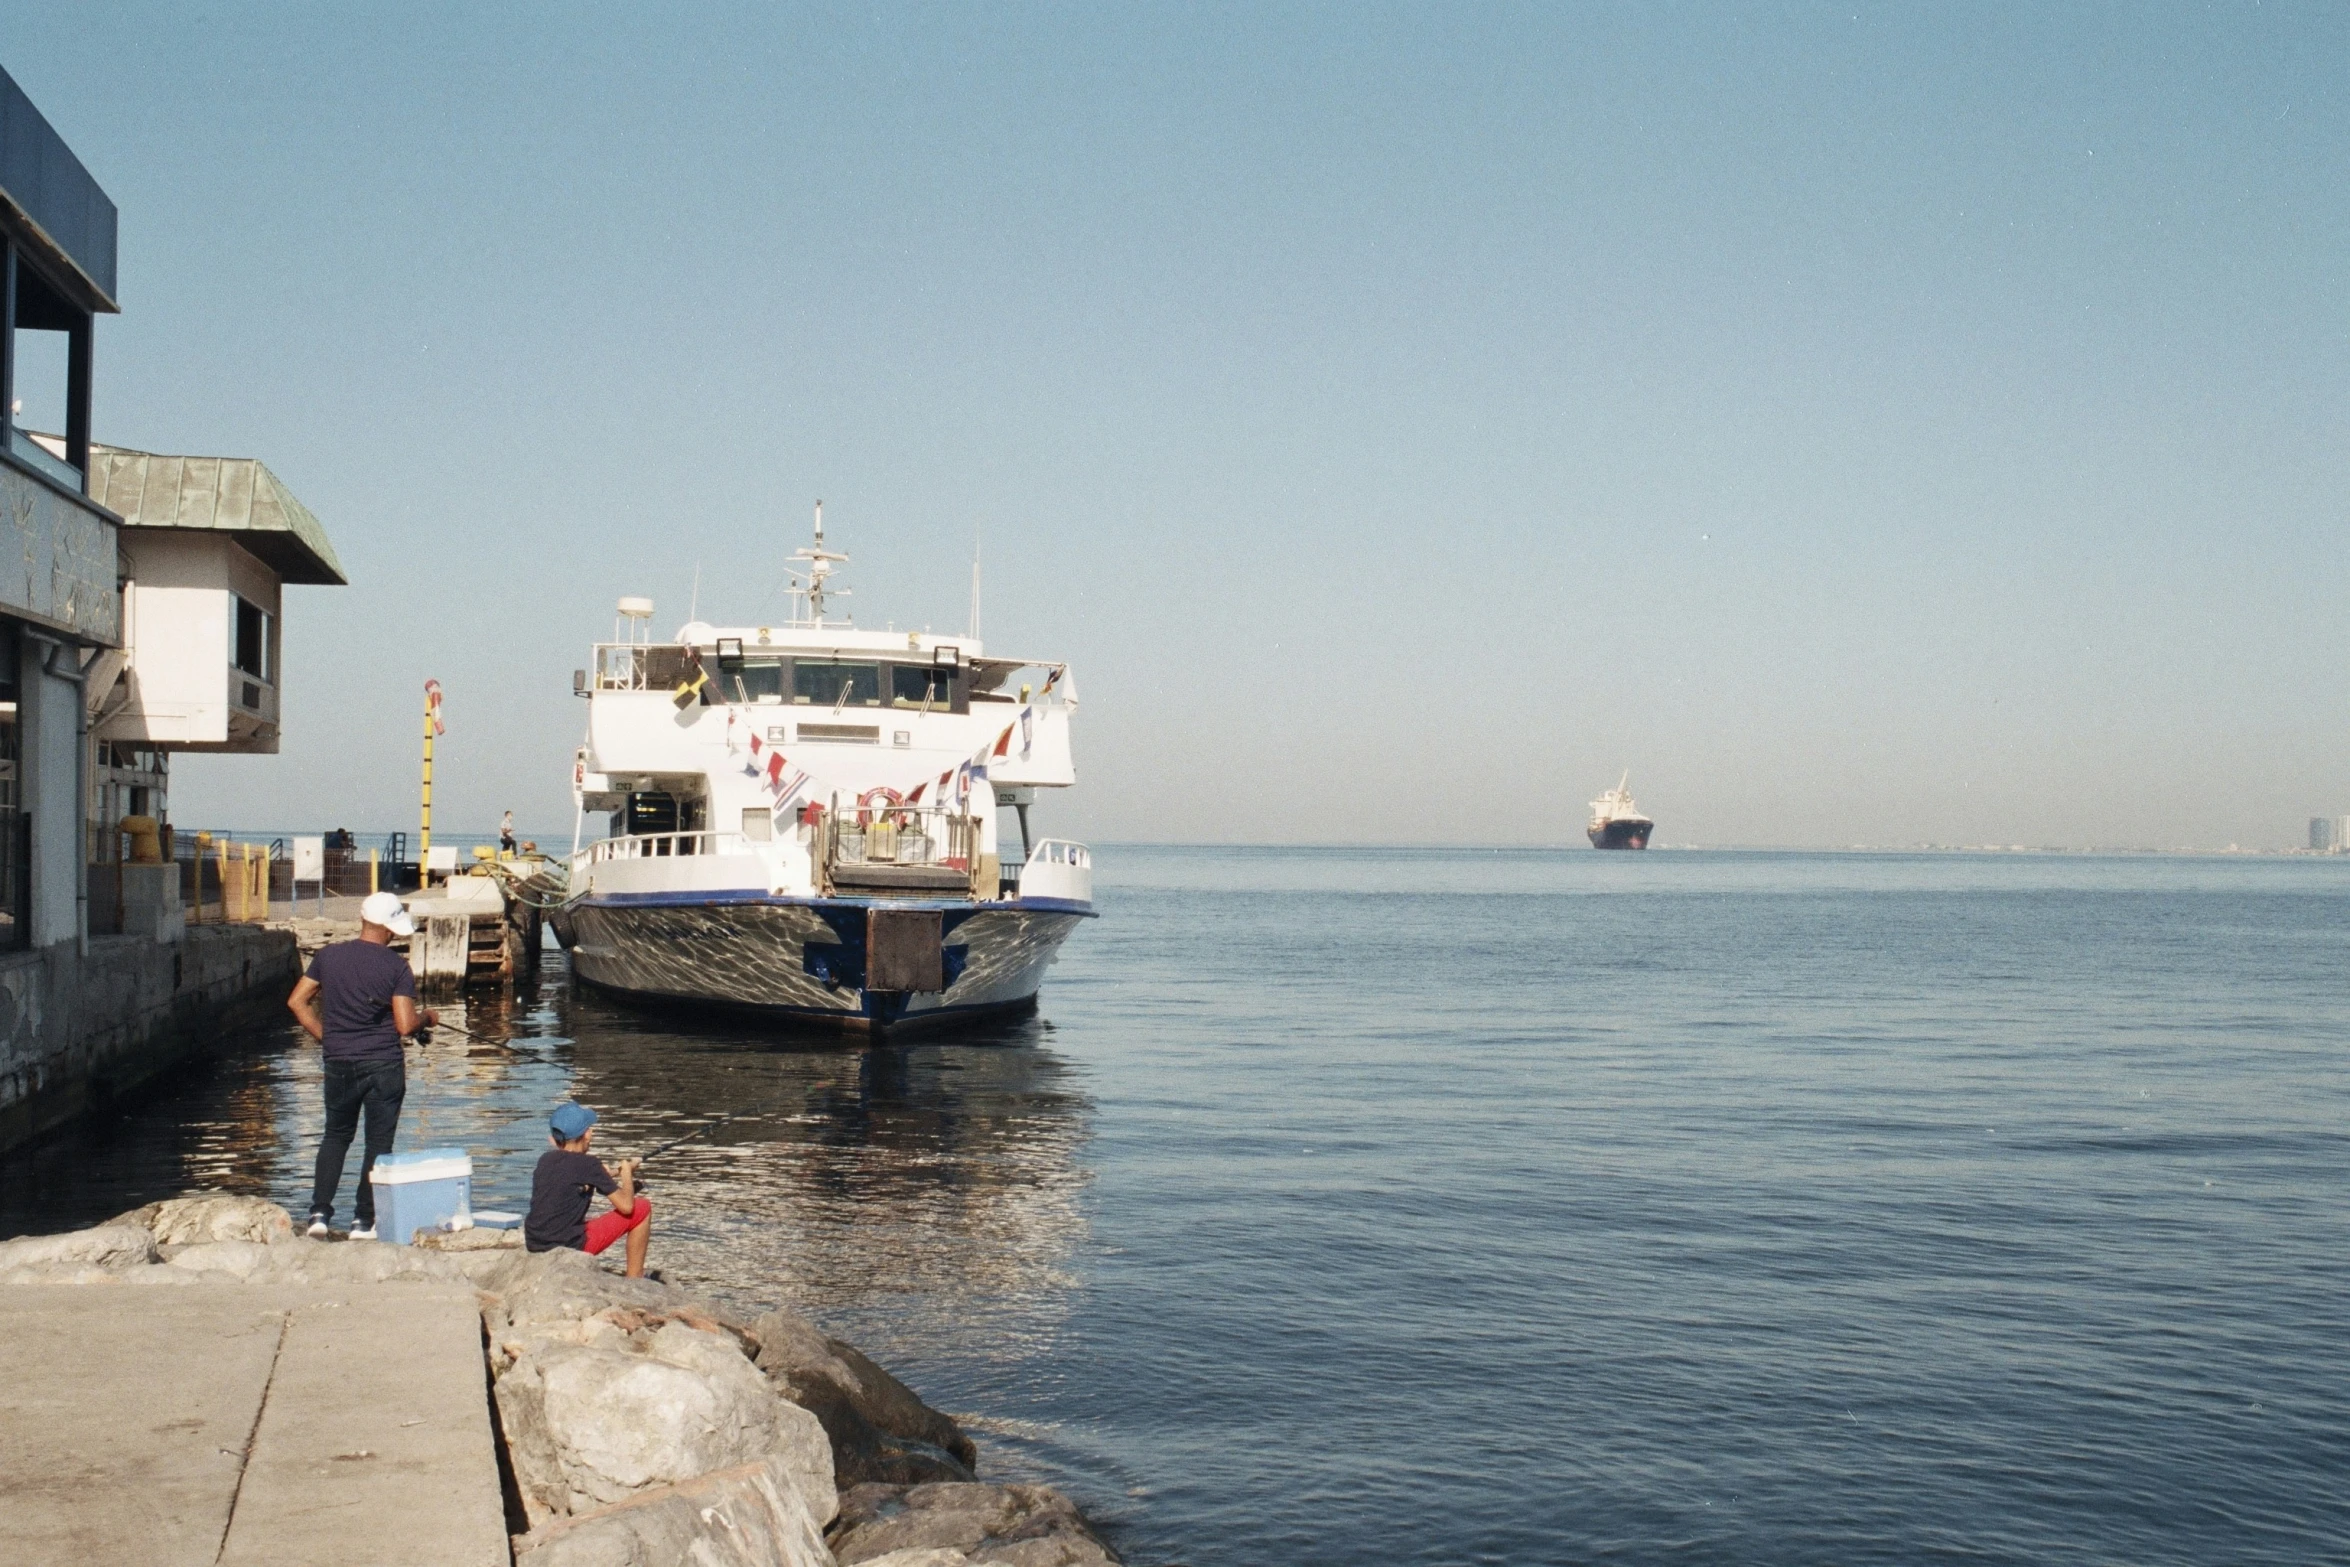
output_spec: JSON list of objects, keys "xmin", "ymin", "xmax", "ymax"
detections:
[
  {"xmin": 348, "ymin": 1221, "xmax": 378, "ymax": 1241},
  {"xmin": 306, "ymin": 1214, "xmax": 330, "ymax": 1238}
]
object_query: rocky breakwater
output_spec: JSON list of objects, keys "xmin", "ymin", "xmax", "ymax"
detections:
[{"xmin": 0, "ymin": 1193, "xmax": 1121, "ymax": 1567}]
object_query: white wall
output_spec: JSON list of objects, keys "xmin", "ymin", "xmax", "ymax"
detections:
[
  {"xmin": 20, "ymin": 638, "xmax": 82, "ymax": 949},
  {"xmin": 101, "ymin": 532, "xmax": 283, "ymax": 750}
]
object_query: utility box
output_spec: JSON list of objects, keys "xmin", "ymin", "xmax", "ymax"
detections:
[
  {"xmin": 370, "ymin": 1148, "xmax": 473, "ymax": 1245},
  {"xmin": 867, "ymin": 908, "xmax": 945, "ymax": 992}
]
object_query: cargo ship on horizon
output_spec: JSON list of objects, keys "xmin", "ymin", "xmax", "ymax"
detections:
[{"xmin": 1588, "ymin": 774, "xmax": 1653, "ymax": 850}]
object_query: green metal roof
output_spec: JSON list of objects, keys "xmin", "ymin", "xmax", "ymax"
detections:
[{"xmin": 83, "ymin": 441, "xmax": 346, "ymax": 585}]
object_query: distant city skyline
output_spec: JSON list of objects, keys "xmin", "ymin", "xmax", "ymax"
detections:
[{"xmin": 2, "ymin": 4, "xmax": 2344, "ymax": 848}]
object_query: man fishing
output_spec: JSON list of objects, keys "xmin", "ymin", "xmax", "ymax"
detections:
[
  {"xmin": 288, "ymin": 890, "xmax": 438, "ymax": 1239},
  {"xmin": 525, "ymin": 1102, "xmax": 653, "ymax": 1277}
]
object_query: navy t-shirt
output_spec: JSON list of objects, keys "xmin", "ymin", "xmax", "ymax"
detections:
[
  {"xmin": 525, "ymin": 1148, "xmax": 617, "ymax": 1252},
  {"xmin": 305, "ymin": 939, "xmax": 417, "ymax": 1062}
]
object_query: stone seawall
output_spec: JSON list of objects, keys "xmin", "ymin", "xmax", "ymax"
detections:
[
  {"xmin": 0, "ymin": 925, "xmax": 300, "ymax": 1154},
  {"xmin": 0, "ymin": 1195, "xmax": 1126, "ymax": 1567}
]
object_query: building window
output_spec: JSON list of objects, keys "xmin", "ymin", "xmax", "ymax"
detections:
[
  {"xmin": 234, "ymin": 596, "xmax": 270, "ymax": 682},
  {"xmin": 3, "ymin": 246, "xmax": 94, "ymax": 487}
]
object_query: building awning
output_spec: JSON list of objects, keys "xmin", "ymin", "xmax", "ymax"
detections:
[
  {"xmin": 79, "ymin": 441, "xmax": 346, "ymax": 585},
  {"xmin": 0, "ymin": 65, "xmax": 118, "ymax": 312}
]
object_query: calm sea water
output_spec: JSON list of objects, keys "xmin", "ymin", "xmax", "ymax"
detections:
[{"xmin": 5, "ymin": 849, "xmax": 2346, "ymax": 1565}]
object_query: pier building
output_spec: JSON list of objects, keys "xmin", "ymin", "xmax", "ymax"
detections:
[{"xmin": 0, "ymin": 63, "xmax": 339, "ymax": 1152}]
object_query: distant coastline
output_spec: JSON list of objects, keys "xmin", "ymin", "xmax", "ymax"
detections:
[
  {"xmin": 1079, "ymin": 841, "xmax": 2350, "ymax": 857},
  {"xmin": 175, "ymin": 831, "xmax": 2350, "ymax": 860}
]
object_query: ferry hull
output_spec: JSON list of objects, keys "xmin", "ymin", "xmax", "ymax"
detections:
[
  {"xmin": 555, "ymin": 894, "xmax": 1092, "ymax": 1034},
  {"xmin": 1588, "ymin": 819, "xmax": 1653, "ymax": 850}
]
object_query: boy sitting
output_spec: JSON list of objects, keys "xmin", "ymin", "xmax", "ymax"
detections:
[{"xmin": 525, "ymin": 1101, "xmax": 652, "ymax": 1277}]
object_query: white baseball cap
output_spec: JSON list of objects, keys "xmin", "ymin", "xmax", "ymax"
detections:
[{"xmin": 359, "ymin": 890, "xmax": 416, "ymax": 936}]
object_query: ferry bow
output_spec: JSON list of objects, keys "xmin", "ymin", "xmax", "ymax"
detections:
[{"xmin": 549, "ymin": 508, "xmax": 1093, "ymax": 1034}]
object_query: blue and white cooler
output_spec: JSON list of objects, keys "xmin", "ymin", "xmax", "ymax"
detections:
[{"xmin": 368, "ymin": 1148, "xmax": 473, "ymax": 1244}]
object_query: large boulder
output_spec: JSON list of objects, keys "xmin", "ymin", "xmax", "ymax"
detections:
[
  {"xmin": 478, "ymin": 1246, "xmax": 744, "ymax": 1331},
  {"xmin": 751, "ymin": 1308, "xmax": 977, "ymax": 1484},
  {"xmin": 118, "ymin": 1192, "xmax": 294, "ymax": 1246},
  {"xmin": 0, "ymin": 1223, "xmax": 158, "ymax": 1272},
  {"xmin": 828, "ymin": 1483, "xmax": 1118, "ymax": 1567},
  {"xmin": 413, "ymin": 1224, "xmax": 523, "ymax": 1252},
  {"xmin": 494, "ymin": 1321, "xmax": 833, "ymax": 1528},
  {"xmin": 513, "ymin": 1454, "xmax": 834, "ymax": 1567},
  {"xmin": 270, "ymin": 1238, "xmax": 478, "ymax": 1286},
  {"xmin": 164, "ymin": 1239, "xmax": 278, "ymax": 1280}
]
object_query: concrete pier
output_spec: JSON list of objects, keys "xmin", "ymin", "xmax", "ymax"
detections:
[
  {"xmin": 0, "ymin": 1281, "xmax": 508, "ymax": 1566},
  {"xmin": 0, "ymin": 924, "xmax": 299, "ymax": 1155}
]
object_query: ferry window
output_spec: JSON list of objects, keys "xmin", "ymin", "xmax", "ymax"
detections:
[
  {"xmin": 740, "ymin": 807, "xmax": 773, "ymax": 842},
  {"xmin": 891, "ymin": 665, "xmax": 954, "ymax": 710},
  {"xmin": 625, "ymin": 792, "xmax": 679, "ymax": 835},
  {"xmin": 233, "ymin": 598, "xmax": 270, "ymax": 681},
  {"xmin": 794, "ymin": 661, "xmax": 880, "ymax": 706},
  {"xmin": 725, "ymin": 660, "xmax": 785, "ymax": 704}
]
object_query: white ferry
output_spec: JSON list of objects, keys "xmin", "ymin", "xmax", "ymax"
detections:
[{"xmin": 548, "ymin": 509, "xmax": 1093, "ymax": 1033}]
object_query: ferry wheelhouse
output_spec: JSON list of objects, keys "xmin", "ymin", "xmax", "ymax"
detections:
[{"xmin": 549, "ymin": 511, "xmax": 1093, "ymax": 1032}]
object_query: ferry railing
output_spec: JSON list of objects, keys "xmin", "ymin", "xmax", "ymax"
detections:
[
  {"xmin": 814, "ymin": 801, "xmax": 985, "ymax": 898},
  {"xmin": 578, "ymin": 830, "xmax": 749, "ymax": 862},
  {"xmin": 587, "ymin": 643, "xmax": 698, "ymax": 694},
  {"xmin": 1013, "ymin": 837, "xmax": 1093, "ymax": 904}
]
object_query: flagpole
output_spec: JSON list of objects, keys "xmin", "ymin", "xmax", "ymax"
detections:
[{"xmin": 420, "ymin": 679, "xmax": 442, "ymax": 885}]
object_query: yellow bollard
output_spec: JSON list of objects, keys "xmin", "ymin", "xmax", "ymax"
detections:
[{"xmin": 368, "ymin": 846, "xmax": 380, "ymax": 895}]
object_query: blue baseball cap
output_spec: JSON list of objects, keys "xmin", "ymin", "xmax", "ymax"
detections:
[{"xmin": 549, "ymin": 1102, "xmax": 598, "ymax": 1140}]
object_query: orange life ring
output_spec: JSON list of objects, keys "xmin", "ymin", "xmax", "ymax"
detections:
[{"xmin": 856, "ymin": 786, "xmax": 904, "ymax": 826}]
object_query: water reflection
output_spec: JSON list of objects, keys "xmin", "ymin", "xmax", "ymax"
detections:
[
  {"xmin": 0, "ymin": 957, "xmax": 1097, "ymax": 1384},
  {"xmin": 551, "ymin": 987, "xmax": 1095, "ymax": 1353}
]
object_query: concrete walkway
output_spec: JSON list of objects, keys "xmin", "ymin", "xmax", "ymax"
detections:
[{"xmin": 0, "ymin": 1283, "xmax": 508, "ymax": 1566}]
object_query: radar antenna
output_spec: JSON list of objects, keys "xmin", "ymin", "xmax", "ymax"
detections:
[{"xmin": 781, "ymin": 499, "xmax": 851, "ymax": 627}]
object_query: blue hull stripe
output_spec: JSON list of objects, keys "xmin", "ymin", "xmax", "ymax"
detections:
[
  {"xmin": 571, "ymin": 976, "xmax": 1041, "ymax": 1034},
  {"xmin": 576, "ymin": 890, "xmax": 1096, "ymax": 917}
]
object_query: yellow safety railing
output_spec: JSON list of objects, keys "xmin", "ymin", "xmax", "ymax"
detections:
[{"xmin": 187, "ymin": 837, "xmax": 274, "ymax": 925}]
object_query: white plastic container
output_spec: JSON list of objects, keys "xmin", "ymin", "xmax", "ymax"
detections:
[{"xmin": 369, "ymin": 1148, "xmax": 472, "ymax": 1245}]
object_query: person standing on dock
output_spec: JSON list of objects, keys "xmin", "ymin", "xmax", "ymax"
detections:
[
  {"xmin": 500, "ymin": 810, "xmax": 517, "ymax": 855},
  {"xmin": 287, "ymin": 890, "xmax": 438, "ymax": 1239},
  {"xmin": 525, "ymin": 1102, "xmax": 653, "ymax": 1277}
]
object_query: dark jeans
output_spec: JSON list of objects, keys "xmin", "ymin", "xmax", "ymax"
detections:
[{"xmin": 309, "ymin": 1056, "xmax": 406, "ymax": 1225}]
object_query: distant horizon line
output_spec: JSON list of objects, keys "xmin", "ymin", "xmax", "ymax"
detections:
[{"xmin": 168, "ymin": 827, "xmax": 2341, "ymax": 860}]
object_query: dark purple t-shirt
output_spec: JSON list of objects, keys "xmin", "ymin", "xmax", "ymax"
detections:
[{"xmin": 305, "ymin": 939, "xmax": 417, "ymax": 1062}]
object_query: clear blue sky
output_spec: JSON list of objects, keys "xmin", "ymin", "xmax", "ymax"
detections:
[{"xmin": 5, "ymin": 3, "xmax": 2344, "ymax": 847}]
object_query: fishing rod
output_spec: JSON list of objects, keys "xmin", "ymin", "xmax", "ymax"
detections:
[
  {"xmin": 637, "ymin": 1112, "xmax": 743, "ymax": 1163},
  {"xmin": 412, "ymin": 1014, "xmax": 531, "ymax": 1054}
]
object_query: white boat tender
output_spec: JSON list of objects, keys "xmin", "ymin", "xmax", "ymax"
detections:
[{"xmin": 549, "ymin": 507, "xmax": 1093, "ymax": 1033}]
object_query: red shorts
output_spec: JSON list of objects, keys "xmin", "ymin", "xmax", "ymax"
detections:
[{"xmin": 582, "ymin": 1197, "xmax": 650, "ymax": 1255}]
